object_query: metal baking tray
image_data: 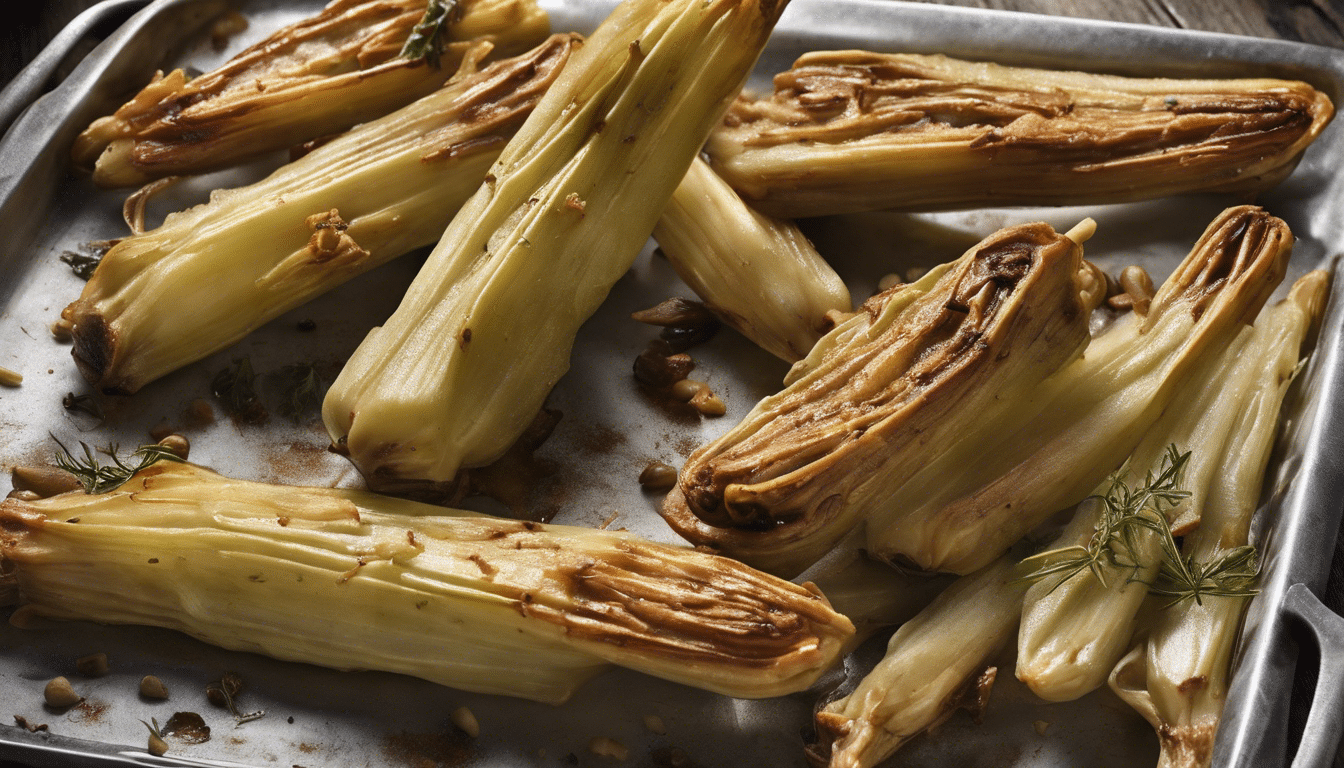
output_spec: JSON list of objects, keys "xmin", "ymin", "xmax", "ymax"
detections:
[{"xmin": 2, "ymin": 0, "xmax": 1344, "ymax": 766}]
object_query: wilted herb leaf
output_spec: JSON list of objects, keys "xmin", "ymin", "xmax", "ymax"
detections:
[
  {"xmin": 60, "ymin": 251, "xmax": 102, "ymax": 281},
  {"xmin": 275, "ymin": 363, "xmax": 322, "ymax": 421},
  {"xmin": 62, "ymin": 392, "xmax": 104, "ymax": 421},
  {"xmin": 212, "ymin": 357, "xmax": 267, "ymax": 424},
  {"xmin": 400, "ymin": 0, "xmax": 463, "ymax": 67}
]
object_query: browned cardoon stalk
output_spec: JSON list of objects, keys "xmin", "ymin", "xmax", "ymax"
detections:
[
  {"xmin": 660, "ymin": 220, "xmax": 1098, "ymax": 576},
  {"xmin": 73, "ymin": 0, "xmax": 549, "ymax": 187},
  {"xmin": 706, "ymin": 51, "xmax": 1333, "ymax": 217},
  {"xmin": 870, "ymin": 206, "xmax": 1291, "ymax": 575}
]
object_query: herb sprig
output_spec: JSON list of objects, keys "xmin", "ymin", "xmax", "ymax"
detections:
[
  {"xmin": 53, "ymin": 439, "xmax": 184, "ymax": 494},
  {"xmin": 1017, "ymin": 445, "xmax": 1258, "ymax": 606},
  {"xmin": 399, "ymin": 0, "xmax": 463, "ymax": 67}
]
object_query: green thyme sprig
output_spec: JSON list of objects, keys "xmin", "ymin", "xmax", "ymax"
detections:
[
  {"xmin": 1017, "ymin": 444, "xmax": 1259, "ymax": 606},
  {"xmin": 52, "ymin": 439, "xmax": 184, "ymax": 494},
  {"xmin": 399, "ymin": 0, "xmax": 463, "ymax": 68}
]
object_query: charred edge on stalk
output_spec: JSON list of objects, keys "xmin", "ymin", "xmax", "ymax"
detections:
[{"xmin": 678, "ymin": 233, "xmax": 1049, "ymax": 529}]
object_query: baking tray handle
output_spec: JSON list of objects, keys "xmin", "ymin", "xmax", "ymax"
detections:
[
  {"xmin": 0, "ymin": 0, "xmax": 153, "ymax": 138},
  {"xmin": 1283, "ymin": 582, "xmax": 1344, "ymax": 768}
]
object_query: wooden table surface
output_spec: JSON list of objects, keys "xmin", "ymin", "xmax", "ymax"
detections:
[
  {"xmin": 5, "ymin": 0, "xmax": 1344, "ymax": 84},
  {"xmin": 1, "ymin": 1, "xmax": 1343, "ymax": 768}
]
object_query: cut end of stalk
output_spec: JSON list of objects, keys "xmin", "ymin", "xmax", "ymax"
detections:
[
  {"xmin": 1064, "ymin": 218, "xmax": 1097, "ymax": 245},
  {"xmin": 67, "ymin": 310, "xmax": 126, "ymax": 394},
  {"xmin": 1156, "ymin": 722, "xmax": 1219, "ymax": 768}
]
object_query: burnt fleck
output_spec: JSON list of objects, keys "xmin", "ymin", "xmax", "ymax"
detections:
[{"xmin": 163, "ymin": 711, "xmax": 211, "ymax": 744}]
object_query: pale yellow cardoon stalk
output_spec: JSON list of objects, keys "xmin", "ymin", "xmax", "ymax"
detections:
[
  {"xmin": 0, "ymin": 461, "xmax": 854, "ymax": 705},
  {"xmin": 1015, "ymin": 319, "xmax": 1257, "ymax": 702},
  {"xmin": 324, "ymin": 0, "xmax": 792, "ymax": 491},
  {"xmin": 870, "ymin": 206, "xmax": 1291, "ymax": 575},
  {"xmin": 1109, "ymin": 271, "xmax": 1328, "ymax": 768},
  {"xmin": 74, "ymin": 0, "xmax": 550, "ymax": 186},
  {"xmin": 653, "ymin": 156, "xmax": 851, "ymax": 362},
  {"xmin": 707, "ymin": 51, "xmax": 1333, "ymax": 217},
  {"xmin": 811, "ymin": 555, "xmax": 1025, "ymax": 768},
  {"xmin": 64, "ymin": 36, "xmax": 577, "ymax": 395}
]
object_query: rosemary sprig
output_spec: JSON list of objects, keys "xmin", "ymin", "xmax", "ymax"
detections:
[
  {"xmin": 1150, "ymin": 544, "xmax": 1260, "ymax": 607},
  {"xmin": 52, "ymin": 439, "xmax": 184, "ymax": 494},
  {"xmin": 1016, "ymin": 444, "xmax": 1259, "ymax": 606},
  {"xmin": 399, "ymin": 0, "xmax": 463, "ymax": 68},
  {"xmin": 1017, "ymin": 445, "xmax": 1190, "ymax": 592}
]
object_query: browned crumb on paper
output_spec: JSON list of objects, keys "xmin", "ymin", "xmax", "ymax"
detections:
[
  {"xmin": 13, "ymin": 714, "xmax": 48, "ymax": 732},
  {"xmin": 382, "ymin": 728, "xmax": 472, "ymax": 768}
]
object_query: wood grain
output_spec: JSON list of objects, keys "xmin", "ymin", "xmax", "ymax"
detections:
[{"xmin": 3, "ymin": 0, "xmax": 1344, "ymax": 93}]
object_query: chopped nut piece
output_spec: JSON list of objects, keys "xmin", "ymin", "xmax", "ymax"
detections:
[
  {"xmin": 671, "ymin": 379, "xmax": 706, "ymax": 402},
  {"xmin": 12, "ymin": 466, "xmax": 82, "ymax": 498},
  {"xmin": 589, "ymin": 736, "xmax": 630, "ymax": 760},
  {"xmin": 186, "ymin": 398, "xmax": 216, "ymax": 426},
  {"xmin": 140, "ymin": 675, "xmax": 169, "ymax": 700},
  {"xmin": 76, "ymin": 652, "xmax": 109, "ymax": 678},
  {"xmin": 450, "ymin": 705, "xmax": 480, "ymax": 738},
  {"xmin": 51, "ymin": 319, "xmax": 74, "ymax": 342},
  {"xmin": 0, "ymin": 366, "xmax": 22, "ymax": 387},
  {"xmin": 689, "ymin": 388, "xmax": 726, "ymax": 417},
  {"xmin": 634, "ymin": 350, "xmax": 696, "ymax": 389},
  {"xmin": 44, "ymin": 676, "xmax": 82, "ymax": 708},
  {"xmin": 1119, "ymin": 265, "xmax": 1156, "ymax": 317},
  {"xmin": 638, "ymin": 462, "xmax": 678, "ymax": 492},
  {"xmin": 157, "ymin": 434, "xmax": 190, "ymax": 461}
]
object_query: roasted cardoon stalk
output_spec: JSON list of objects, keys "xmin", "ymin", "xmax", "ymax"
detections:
[
  {"xmin": 870, "ymin": 206, "xmax": 1291, "ymax": 575},
  {"xmin": 652, "ymin": 156, "xmax": 852, "ymax": 362},
  {"xmin": 660, "ymin": 220, "xmax": 1096, "ymax": 576},
  {"xmin": 802, "ymin": 543, "xmax": 953, "ymax": 651},
  {"xmin": 73, "ymin": 0, "xmax": 550, "ymax": 187},
  {"xmin": 0, "ymin": 461, "xmax": 854, "ymax": 705},
  {"xmin": 1109, "ymin": 271, "xmax": 1327, "ymax": 768},
  {"xmin": 63, "ymin": 37, "xmax": 578, "ymax": 395},
  {"xmin": 323, "ymin": 0, "xmax": 792, "ymax": 489},
  {"xmin": 810, "ymin": 555, "xmax": 1026, "ymax": 768},
  {"xmin": 706, "ymin": 51, "xmax": 1333, "ymax": 217},
  {"xmin": 1015, "ymin": 321, "xmax": 1258, "ymax": 702}
]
